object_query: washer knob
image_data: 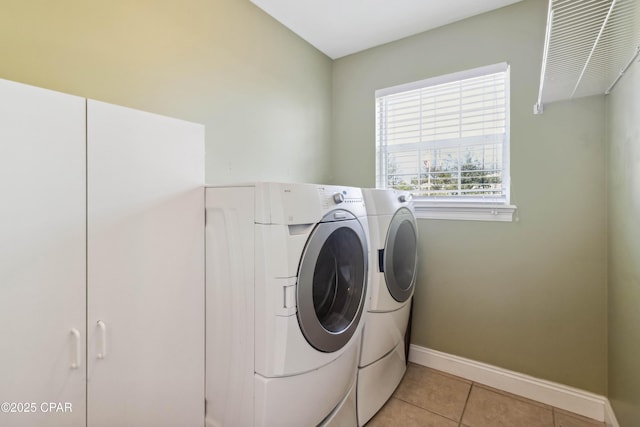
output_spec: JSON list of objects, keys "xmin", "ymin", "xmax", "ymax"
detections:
[
  {"xmin": 399, "ymin": 193, "xmax": 413, "ymax": 203},
  {"xmin": 333, "ymin": 192, "xmax": 345, "ymax": 204}
]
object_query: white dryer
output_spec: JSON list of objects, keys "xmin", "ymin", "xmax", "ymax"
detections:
[
  {"xmin": 205, "ymin": 182, "xmax": 369, "ymax": 427},
  {"xmin": 357, "ymin": 188, "xmax": 418, "ymax": 425}
]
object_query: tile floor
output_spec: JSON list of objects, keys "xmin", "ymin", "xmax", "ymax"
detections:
[{"xmin": 366, "ymin": 363, "xmax": 605, "ymax": 427}]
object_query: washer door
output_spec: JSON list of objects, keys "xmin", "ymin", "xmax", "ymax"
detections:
[
  {"xmin": 297, "ymin": 212, "xmax": 368, "ymax": 353},
  {"xmin": 384, "ymin": 207, "xmax": 418, "ymax": 303}
]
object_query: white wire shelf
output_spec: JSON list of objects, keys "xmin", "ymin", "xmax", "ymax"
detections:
[{"xmin": 535, "ymin": 0, "xmax": 640, "ymax": 114}]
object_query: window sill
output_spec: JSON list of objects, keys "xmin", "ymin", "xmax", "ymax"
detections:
[{"xmin": 413, "ymin": 201, "xmax": 518, "ymax": 222}]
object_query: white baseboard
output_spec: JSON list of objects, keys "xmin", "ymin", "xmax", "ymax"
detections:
[
  {"xmin": 604, "ymin": 399, "xmax": 621, "ymax": 427},
  {"xmin": 408, "ymin": 345, "xmax": 618, "ymax": 426}
]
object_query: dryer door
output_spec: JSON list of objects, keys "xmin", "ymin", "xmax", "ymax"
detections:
[
  {"xmin": 297, "ymin": 212, "xmax": 368, "ymax": 353},
  {"xmin": 384, "ymin": 207, "xmax": 418, "ymax": 302}
]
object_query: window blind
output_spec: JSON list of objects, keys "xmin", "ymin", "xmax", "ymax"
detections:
[{"xmin": 376, "ymin": 63, "xmax": 510, "ymax": 202}]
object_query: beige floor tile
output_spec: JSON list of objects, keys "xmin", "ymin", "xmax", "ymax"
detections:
[
  {"xmin": 473, "ymin": 383, "xmax": 552, "ymax": 410},
  {"xmin": 554, "ymin": 408, "xmax": 605, "ymax": 427},
  {"xmin": 393, "ymin": 364, "xmax": 471, "ymax": 421},
  {"xmin": 424, "ymin": 366, "xmax": 472, "ymax": 384},
  {"xmin": 366, "ymin": 398, "xmax": 459, "ymax": 427},
  {"xmin": 462, "ymin": 384, "xmax": 554, "ymax": 427}
]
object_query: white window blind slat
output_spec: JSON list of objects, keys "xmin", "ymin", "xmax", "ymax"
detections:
[{"xmin": 376, "ymin": 63, "xmax": 510, "ymax": 202}]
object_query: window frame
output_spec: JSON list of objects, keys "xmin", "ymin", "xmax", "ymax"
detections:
[{"xmin": 375, "ymin": 63, "xmax": 517, "ymax": 222}]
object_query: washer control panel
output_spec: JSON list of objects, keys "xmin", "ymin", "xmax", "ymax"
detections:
[{"xmin": 317, "ymin": 186, "xmax": 365, "ymax": 217}]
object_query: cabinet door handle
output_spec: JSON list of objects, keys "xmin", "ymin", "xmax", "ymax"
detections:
[
  {"xmin": 96, "ymin": 320, "xmax": 107, "ymax": 359},
  {"xmin": 70, "ymin": 328, "xmax": 81, "ymax": 369}
]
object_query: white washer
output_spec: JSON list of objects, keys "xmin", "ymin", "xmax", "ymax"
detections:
[
  {"xmin": 357, "ymin": 188, "xmax": 418, "ymax": 426},
  {"xmin": 205, "ymin": 182, "xmax": 369, "ymax": 427}
]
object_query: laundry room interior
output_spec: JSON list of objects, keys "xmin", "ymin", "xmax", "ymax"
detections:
[{"xmin": 0, "ymin": 0, "xmax": 638, "ymax": 426}]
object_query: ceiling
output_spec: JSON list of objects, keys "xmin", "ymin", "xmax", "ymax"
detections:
[{"xmin": 250, "ymin": 0, "xmax": 524, "ymax": 59}]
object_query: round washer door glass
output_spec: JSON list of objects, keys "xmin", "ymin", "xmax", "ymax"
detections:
[
  {"xmin": 384, "ymin": 207, "xmax": 418, "ymax": 302},
  {"xmin": 297, "ymin": 214, "xmax": 367, "ymax": 353}
]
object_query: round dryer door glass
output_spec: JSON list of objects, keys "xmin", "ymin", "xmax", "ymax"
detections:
[
  {"xmin": 384, "ymin": 207, "xmax": 418, "ymax": 302},
  {"xmin": 297, "ymin": 213, "xmax": 367, "ymax": 353}
]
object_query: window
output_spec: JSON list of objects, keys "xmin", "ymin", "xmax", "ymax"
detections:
[{"xmin": 376, "ymin": 63, "xmax": 516, "ymax": 221}]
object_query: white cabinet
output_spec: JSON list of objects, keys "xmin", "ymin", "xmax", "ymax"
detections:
[
  {"xmin": 0, "ymin": 78, "xmax": 87, "ymax": 427},
  {"xmin": 0, "ymin": 79, "xmax": 205, "ymax": 427},
  {"xmin": 86, "ymin": 100, "xmax": 205, "ymax": 426}
]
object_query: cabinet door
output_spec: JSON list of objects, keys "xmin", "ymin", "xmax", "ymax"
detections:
[
  {"xmin": 0, "ymin": 79, "xmax": 86, "ymax": 426},
  {"xmin": 86, "ymin": 100, "xmax": 204, "ymax": 427}
]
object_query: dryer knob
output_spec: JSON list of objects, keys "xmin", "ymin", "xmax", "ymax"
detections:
[
  {"xmin": 333, "ymin": 192, "xmax": 345, "ymax": 204},
  {"xmin": 399, "ymin": 193, "xmax": 413, "ymax": 203}
]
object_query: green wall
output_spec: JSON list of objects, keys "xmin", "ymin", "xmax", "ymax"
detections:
[
  {"xmin": 0, "ymin": 0, "xmax": 332, "ymax": 185},
  {"xmin": 331, "ymin": 0, "xmax": 608, "ymax": 394},
  {"xmin": 607, "ymin": 51, "xmax": 640, "ymax": 426}
]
